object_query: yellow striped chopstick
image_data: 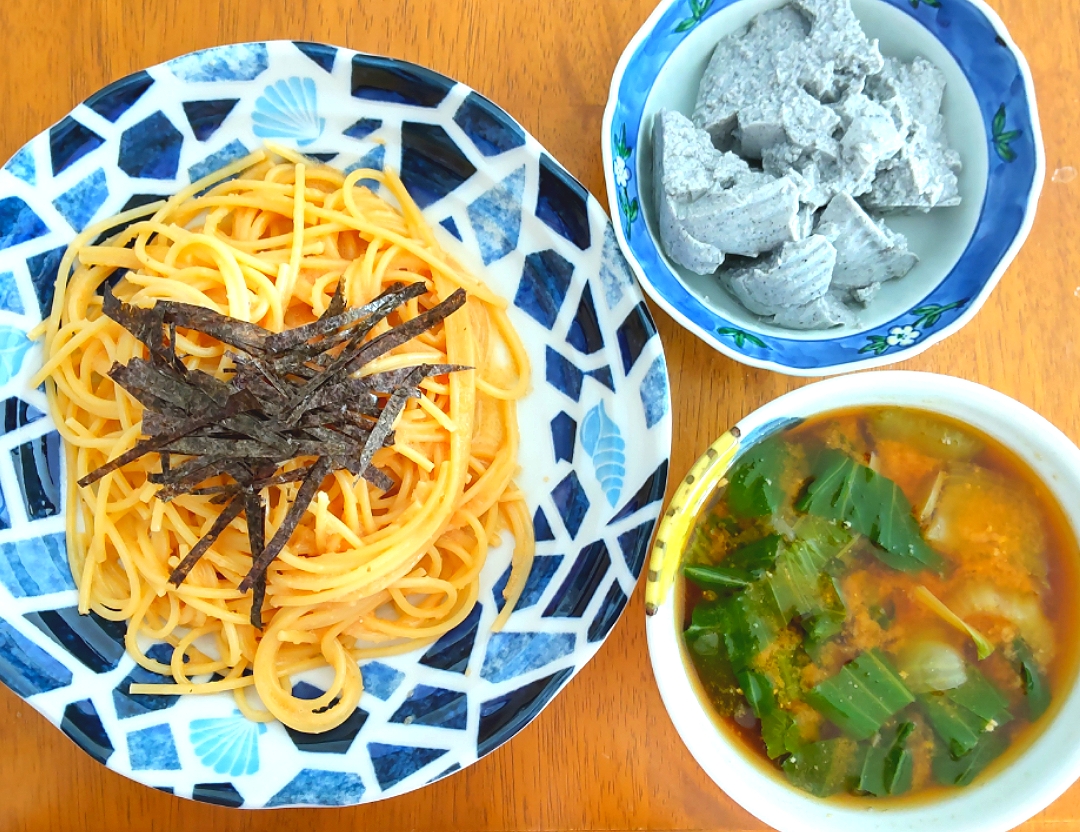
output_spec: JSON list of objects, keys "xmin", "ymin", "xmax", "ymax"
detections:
[{"xmin": 644, "ymin": 428, "xmax": 742, "ymax": 616}]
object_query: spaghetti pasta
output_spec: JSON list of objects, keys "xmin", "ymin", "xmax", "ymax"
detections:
[{"xmin": 34, "ymin": 147, "xmax": 534, "ymax": 733}]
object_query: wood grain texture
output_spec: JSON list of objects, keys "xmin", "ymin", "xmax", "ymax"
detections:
[{"xmin": 0, "ymin": 0, "xmax": 1077, "ymax": 829}]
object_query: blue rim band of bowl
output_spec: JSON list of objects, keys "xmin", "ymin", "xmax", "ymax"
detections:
[
  {"xmin": 0, "ymin": 40, "xmax": 673, "ymax": 807},
  {"xmin": 602, "ymin": 0, "xmax": 1044, "ymax": 376}
]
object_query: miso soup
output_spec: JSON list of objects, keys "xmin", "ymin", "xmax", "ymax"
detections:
[{"xmin": 679, "ymin": 407, "xmax": 1080, "ymax": 799}]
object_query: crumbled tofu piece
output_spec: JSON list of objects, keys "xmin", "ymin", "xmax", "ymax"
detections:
[
  {"xmin": 795, "ymin": 204, "xmax": 818, "ymax": 239},
  {"xmin": 862, "ymin": 57, "xmax": 961, "ymax": 212},
  {"xmin": 693, "ymin": 7, "xmax": 812, "ymax": 149},
  {"xmin": 816, "ymin": 192, "xmax": 917, "ymax": 287},
  {"xmin": 771, "ymin": 292, "xmax": 857, "ymax": 329},
  {"xmin": 722, "ymin": 235, "xmax": 836, "ymax": 315},
  {"xmin": 783, "ymin": 0, "xmax": 885, "ymax": 100},
  {"xmin": 653, "ymin": 110, "xmax": 802, "ymax": 273},
  {"xmin": 849, "ymin": 282, "xmax": 881, "ymax": 306},
  {"xmin": 862, "ymin": 123, "xmax": 962, "ymax": 212}
]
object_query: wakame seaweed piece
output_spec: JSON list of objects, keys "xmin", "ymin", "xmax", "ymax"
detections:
[
  {"xmin": 239, "ymin": 456, "xmax": 334, "ymax": 591},
  {"xmin": 725, "ymin": 437, "xmax": 789, "ymax": 519},
  {"xmin": 1014, "ymin": 639, "xmax": 1051, "ymax": 720},
  {"xmin": 797, "ymin": 448, "xmax": 944, "ymax": 573},
  {"xmin": 782, "ymin": 737, "xmax": 861, "ymax": 797},
  {"xmin": 857, "ymin": 721, "xmax": 916, "ymax": 797},
  {"xmin": 932, "ymin": 730, "xmax": 1009, "ymax": 787},
  {"xmin": 168, "ymin": 495, "xmax": 247, "ymax": 585},
  {"xmin": 805, "ymin": 650, "xmax": 916, "ymax": 741}
]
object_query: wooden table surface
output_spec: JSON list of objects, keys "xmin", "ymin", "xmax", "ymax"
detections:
[{"xmin": 1, "ymin": 0, "xmax": 1078, "ymax": 830}]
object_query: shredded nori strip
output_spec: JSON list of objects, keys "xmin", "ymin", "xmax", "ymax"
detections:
[{"xmin": 82, "ymin": 282, "xmax": 469, "ymax": 626}]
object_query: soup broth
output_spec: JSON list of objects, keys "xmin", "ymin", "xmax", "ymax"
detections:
[{"xmin": 680, "ymin": 407, "xmax": 1080, "ymax": 799}]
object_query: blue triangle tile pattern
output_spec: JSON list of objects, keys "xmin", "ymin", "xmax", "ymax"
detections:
[
  {"xmin": 479, "ymin": 631, "xmax": 576, "ymax": 683},
  {"xmin": 294, "ymin": 41, "xmax": 337, "ymax": 73},
  {"xmin": 188, "ymin": 139, "xmax": 250, "ymax": 182},
  {"xmin": 536, "ymin": 154, "xmax": 591, "ymax": 251},
  {"xmin": 285, "ymin": 682, "xmax": 368, "ymax": 753},
  {"xmin": 467, "ymin": 166, "xmax": 524, "ymax": 265},
  {"xmin": 345, "ymin": 144, "xmax": 385, "ymax": 187},
  {"xmin": 543, "ymin": 540, "xmax": 610, "ymax": 618},
  {"xmin": 0, "ymin": 41, "xmax": 671, "ymax": 808},
  {"xmin": 168, "ymin": 44, "xmax": 268, "ymax": 82},
  {"xmin": 610, "ymin": 459, "xmax": 669, "ymax": 525},
  {"xmin": 618, "ymin": 519, "xmax": 658, "ymax": 578},
  {"xmin": 268, "ymin": 768, "xmax": 366, "ymax": 807},
  {"xmin": 640, "ymin": 354, "xmax": 670, "ymax": 429},
  {"xmin": 62, "ymin": 699, "xmax": 114, "ymax": 764},
  {"xmin": 493, "ymin": 554, "xmax": 563, "ymax": 612},
  {"xmin": 119, "ymin": 112, "xmax": 183, "ymax": 179},
  {"xmin": 85, "ymin": 71, "xmax": 154, "ymax": 122},
  {"xmin": 0, "ymin": 273, "xmax": 22, "ymax": 315},
  {"xmin": 419, "ymin": 603, "xmax": 480, "ymax": 673},
  {"xmin": 515, "ymin": 249, "xmax": 573, "ymax": 329},
  {"xmin": 49, "ymin": 117, "xmax": 104, "ymax": 175},
  {"xmin": 360, "ymin": 661, "xmax": 405, "ymax": 700},
  {"xmin": 0, "ymin": 619, "xmax": 72, "ymax": 697},
  {"xmin": 127, "ymin": 724, "xmax": 181, "ymax": 771},
  {"xmin": 11, "ymin": 430, "xmax": 61, "ymax": 520},
  {"xmin": 351, "ymin": 54, "xmax": 454, "ymax": 107},
  {"xmin": 588, "ymin": 364, "xmax": 615, "ymax": 392},
  {"xmin": 112, "ymin": 643, "xmax": 181, "ymax": 718},
  {"xmin": 27, "ymin": 245, "xmax": 67, "ymax": 315},
  {"xmin": 533, "ymin": 506, "xmax": 555, "ymax": 542},
  {"xmin": 550, "ymin": 411, "xmax": 576, "ymax": 463},
  {"xmin": 400, "ymin": 122, "xmax": 477, "ymax": 209},
  {"xmin": 0, "ymin": 531, "xmax": 73, "ymax": 598},
  {"xmin": 25, "ymin": 607, "xmax": 126, "ymax": 673},
  {"xmin": 4, "ymin": 146, "xmax": 36, "ymax": 185},
  {"xmin": 440, "ymin": 216, "xmax": 462, "ymax": 241},
  {"xmin": 52, "ymin": 167, "xmax": 108, "ymax": 232},
  {"xmin": 182, "ymin": 99, "xmax": 240, "ymax": 141},
  {"xmin": 0, "ymin": 198, "xmax": 49, "ymax": 251},
  {"xmin": 587, "ymin": 582, "xmax": 628, "ymax": 643},
  {"xmin": 477, "ymin": 667, "xmax": 573, "ymax": 757},
  {"xmin": 567, "ymin": 283, "xmax": 604, "ymax": 354},
  {"xmin": 192, "ymin": 782, "xmax": 244, "ymax": 807},
  {"xmin": 390, "ymin": 684, "xmax": 467, "ymax": 729},
  {"xmin": 453, "ymin": 92, "xmax": 527, "ymax": 157},
  {"xmin": 617, "ymin": 301, "xmax": 659, "ymax": 375},
  {"xmin": 368, "ymin": 743, "xmax": 447, "ymax": 791},
  {"xmin": 550, "ymin": 471, "xmax": 589, "ymax": 538},
  {"xmin": 343, "ymin": 117, "xmax": 382, "ymax": 140}
]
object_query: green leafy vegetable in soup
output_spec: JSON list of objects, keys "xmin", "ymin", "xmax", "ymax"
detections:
[{"xmin": 680, "ymin": 407, "xmax": 1079, "ymax": 799}]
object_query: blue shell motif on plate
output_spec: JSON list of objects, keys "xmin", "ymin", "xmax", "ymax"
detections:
[
  {"xmin": 190, "ymin": 711, "xmax": 267, "ymax": 776},
  {"xmin": 0, "ymin": 40, "xmax": 671, "ymax": 808},
  {"xmin": 252, "ymin": 77, "xmax": 325, "ymax": 146},
  {"xmin": 580, "ymin": 400, "xmax": 625, "ymax": 507}
]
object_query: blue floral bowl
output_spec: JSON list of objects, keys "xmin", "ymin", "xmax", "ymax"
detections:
[
  {"xmin": 602, "ymin": 0, "xmax": 1043, "ymax": 376},
  {"xmin": 0, "ymin": 42, "xmax": 671, "ymax": 807}
]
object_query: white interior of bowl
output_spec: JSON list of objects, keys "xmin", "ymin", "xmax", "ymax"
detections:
[
  {"xmin": 635, "ymin": 0, "xmax": 989, "ymax": 339},
  {"xmin": 646, "ymin": 372, "xmax": 1080, "ymax": 832}
]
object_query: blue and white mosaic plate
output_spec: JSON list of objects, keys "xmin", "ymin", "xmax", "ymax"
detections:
[
  {"xmin": 0, "ymin": 41, "xmax": 671, "ymax": 808},
  {"xmin": 602, "ymin": 0, "xmax": 1043, "ymax": 376}
]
